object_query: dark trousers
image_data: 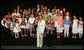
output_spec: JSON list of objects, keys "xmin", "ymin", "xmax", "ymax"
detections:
[{"xmin": 46, "ymin": 30, "xmax": 53, "ymax": 47}]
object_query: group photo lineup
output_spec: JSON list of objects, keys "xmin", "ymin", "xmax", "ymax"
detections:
[{"xmin": 1, "ymin": 0, "xmax": 83, "ymax": 49}]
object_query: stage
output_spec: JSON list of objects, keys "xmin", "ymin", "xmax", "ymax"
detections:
[
  {"xmin": 1, "ymin": 45, "xmax": 83, "ymax": 49},
  {"xmin": 1, "ymin": 26, "xmax": 83, "ymax": 49}
]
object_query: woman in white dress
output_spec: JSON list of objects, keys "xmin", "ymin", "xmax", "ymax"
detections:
[
  {"xmin": 78, "ymin": 17, "xmax": 83, "ymax": 38},
  {"xmin": 36, "ymin": 15, "xmax": 45, "ymax": 48},
  {"xmin": 72, "ymin": 15, "xmax": 78, "ymax": 39},
  {"xmin": 13, "ymin": 19, "xmax": 21, "ymax": 39}
]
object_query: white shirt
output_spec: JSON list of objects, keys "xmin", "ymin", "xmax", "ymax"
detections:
[
  {"xmin": 66, "ymin": 16, "xmax": 69, "ymax": 20},
  {"xmin": 60, "ymin": 10, "xmax": 63, "ymax": 14},
  {"xmin": 16, "ymin": 12, "xmax": 20, "ymax": 16},
  {"xmin": 17, "ymin": 18, "xmax": 21, "ymax": 24},
  {"xmin": 12, "ymin": 12, "xmax": 20, "ymax": 16},
  {"xmin": 37, "ymin": 8, "xmax": 40, "ymax": 13},
  {"xmin": 1, "ymin": 19, "xmax": 6, "ymax": 26},
  {"xmin": 47, "ymin": 12, "xmax": 52, "ymax": 16},
  {"xmin": 54, "ymin": 21, "xmax": 58, "ymax": 27},
  {"xmin": 37, "ymin": 20, "xmax": 45, "ymax": 33},
  {"xmin": 28, "ymin": 17, "xmax": 35, "ymax": 24},
  {"xmin": 12, "ymin": 12, "xmax": 17, "ymax": 16},
  {"xmin": 21, "ymin": 18, "xmax": 27, "ymax": 23}
]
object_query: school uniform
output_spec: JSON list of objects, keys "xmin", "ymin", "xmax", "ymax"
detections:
[{"xmin": 37, "ymin": 20, "xmax": 45, "ymax": 48}]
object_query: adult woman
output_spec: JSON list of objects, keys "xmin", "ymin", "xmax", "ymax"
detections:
[{"xmin": 36, "ymin": 15, "xmax": 45, "ymax": 48}]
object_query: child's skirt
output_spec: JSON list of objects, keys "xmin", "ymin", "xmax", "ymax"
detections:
[
  {"xmin": 56, "ymin": 26, "xmax": 63, "ymax": 33},
  {"xmin": 20, "ymin": 25, "xmax": 26, "ymax": 29},
  {"xmin": 13, "ymin": 27, "xmax": 21, "ymax": 33},
  {"xmin": 25, "ymin": 23, "xmax": 29, "ymax": 29}
]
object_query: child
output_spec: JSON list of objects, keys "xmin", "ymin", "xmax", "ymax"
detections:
[
  {"xmin": 13, "ymin": 19, "xmax": 21, "ymax": 39},
  {"xmin": 43, "ymin": 10, "xmax": 48, "ymax": 22},
  {"xmin": 64, "ymin": 12, "xmax": 70, "ymax": 38},
  {"xmin": 78, "ymin": 17, "xmax": 83, "ymax": 38},
  {"xmin": 20, "ymin": 18, "xmax": 27, "ymax": 37},
  {"xmin": 56, "ymin": 15, "xmax": 64, "ymax": 38},
  {"xmin": 72, "ymin": 15, "xmax": 78, "ymax": 39},
  {"xmin": 5, "ymin": 18, "xmax": 13, "ymax": 35},
  {"xmin": 28, "ymin": 14, "xmax": 35, "ymax": 37},
  {"xmin": 1, "ymin": 16, "xmax": 7, "ymax": 27},
  {"xmin": 36, "ymin": 4, "xmax": 40, "ymax": 14}
]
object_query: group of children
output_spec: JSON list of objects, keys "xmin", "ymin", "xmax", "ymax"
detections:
[{"xmin": 1, "ymin": 4, "xmax": 83, "ymax": 39}]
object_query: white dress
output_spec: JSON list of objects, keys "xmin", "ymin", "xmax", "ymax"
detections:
[
  {"xmin": 78, "ymin": 21, "xmax": 83, "ymax": 34},
  {"xmin": 25, "ymin": 23, "xmax": 29, "ymax": 29},
  {"xmin": 72, "ymin": 19, "xmax": 78, "ymax": 34},
  {"xmin": 20, "ymin": 18, "xmax": 27, "ymax": 28},
  {"xmin": 13, "ymin": 23, "xmax": 21, "ymax": 33}
]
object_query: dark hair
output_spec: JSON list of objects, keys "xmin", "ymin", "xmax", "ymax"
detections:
[
  {"xmin": 39, "ymin": 14, "xmax": 43, "ymax": 19},
  {"xmin": 15, "ymin": 19, "xmax": 18, "ymax": 23}
]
